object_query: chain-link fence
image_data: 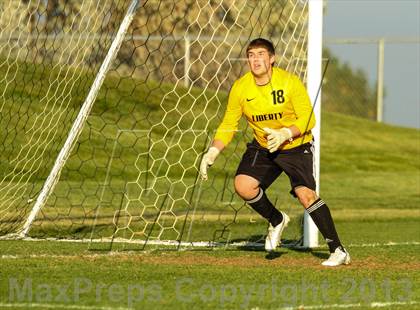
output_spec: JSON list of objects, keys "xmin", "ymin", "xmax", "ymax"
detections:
[{"xmin": 324, "ymin": 38, "xmax": 420, "ymax": 128}]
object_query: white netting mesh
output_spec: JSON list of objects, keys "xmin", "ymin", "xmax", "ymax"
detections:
[
  {"xmin": 0, "ymin": 0, "xmax": 310, "ymax": 249},
  {"xmin": 0, "ymin": 0, "xmax": 133, "ymax": 234}
]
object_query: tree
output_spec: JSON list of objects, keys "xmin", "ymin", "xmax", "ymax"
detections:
[{"xmin": 322, "ymin": 49, "xmax": 378, "ymax": 119}]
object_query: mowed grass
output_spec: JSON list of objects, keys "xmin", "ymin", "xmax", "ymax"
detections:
[
  {"xmin": 0, "ymin": 114, "xmax": 419, "ymax": 309},
  {"xmin": 0, "ymin": 226, "xmax": 419, "ymax": 310}
]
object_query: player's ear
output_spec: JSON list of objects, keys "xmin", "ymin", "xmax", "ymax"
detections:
[{"xmin": 270, "ymin": 54, "xmax": 276, "ymax": 66}]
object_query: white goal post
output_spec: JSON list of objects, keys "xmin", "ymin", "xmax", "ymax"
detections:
[
  {"xmin": 304, "ymin": 0, "xmax": 323, "ymax": 248},
  {"xmin": 0, "ymin": 0, "xmax": 324, "ymax": 249}
]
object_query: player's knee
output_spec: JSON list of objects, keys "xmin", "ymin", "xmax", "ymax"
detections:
[
  {"xmin": 295, "ymin": 186, "xmax": 318, "ymax": 208},
  {"xmin": 234, "ymin": 175, "xmax": 259, "ymax": 200}
]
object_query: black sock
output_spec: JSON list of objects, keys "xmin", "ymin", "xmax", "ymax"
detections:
[
  {"xmin": 246, "ymin": 188, "xmax": 283, "ymax": 226},
  {"xmin": 307, "ymin": 198, "xmax": 342, "ymax": 253}
]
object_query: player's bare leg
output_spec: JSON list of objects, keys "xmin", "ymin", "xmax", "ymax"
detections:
[
  {"xmin": 235, "ymin": 174, "xmax": 289, "ymax": 252},
  {"xmin": 294, "ymin": 186, "xmax": 350, "ymax": 266}
]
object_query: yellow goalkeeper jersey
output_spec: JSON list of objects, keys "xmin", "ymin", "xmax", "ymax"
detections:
[{"xmin": 214, "ymin": 67, "xmax": 315, "ymax": 150}]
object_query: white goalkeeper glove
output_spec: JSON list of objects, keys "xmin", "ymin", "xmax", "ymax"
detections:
[
  {"xmin": 199, "ymin": 146, "xmax": 220, "ymax": 180},
  {"xmin": 263, "ymin": 127, "xmax": 293, "ymax": 153}
]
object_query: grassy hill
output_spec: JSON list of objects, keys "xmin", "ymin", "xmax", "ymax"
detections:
[{"xmin": 320, "ymin": 112, "xmax": 419, "ymax": 210}]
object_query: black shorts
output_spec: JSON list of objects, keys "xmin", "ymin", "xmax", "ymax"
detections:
[{"xmin": 235, "ymin": 140, "xmax": 316, "ymax": 197}]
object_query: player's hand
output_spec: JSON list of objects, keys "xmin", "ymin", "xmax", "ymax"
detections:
[
  {"xmin": 199, "ymin": 147, "xmax": 220, "ymax": 180},
  {"xmin": 263, "ymin": 127, "xmax": 293, "ymax": 153}
]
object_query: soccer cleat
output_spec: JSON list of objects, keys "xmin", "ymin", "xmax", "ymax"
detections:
[
  {"xmin": 265, "ymin": 212, "xmax": 290, "ymax": 252},
  {"xmin": 322, "ymin": 247, "xmax": 351, "ymax": 267}
]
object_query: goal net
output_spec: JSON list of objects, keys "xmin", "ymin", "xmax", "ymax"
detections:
[{"xmin": 0, "ymin": 0, "xmax": 320, "ymax": 250}]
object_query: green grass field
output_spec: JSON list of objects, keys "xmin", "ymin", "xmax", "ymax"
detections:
[
  {"xmin": 0, "ymin": 228, "xmax": 419, "ymax": 310},
  {"xmin": 1, "ymin": 59, "xmax": 419, "ymax": 309}
]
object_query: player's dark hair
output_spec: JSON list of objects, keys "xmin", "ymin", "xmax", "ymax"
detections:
[{"xmin": 246, "ymin": 38, "xmax": 275, "ymax": 55}]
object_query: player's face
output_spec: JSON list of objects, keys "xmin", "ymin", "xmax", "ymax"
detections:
[{"xmin": 247, "ymin": 48, "xmax": 275, "ymax": 77}]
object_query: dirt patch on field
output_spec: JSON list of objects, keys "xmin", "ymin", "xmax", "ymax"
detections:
[
  {"xmin": 89, "ymin": 251, "xmax": 420, "ymax": 271},
  {"xmin": 4, "ymin": 250, "xmax": 419, "ymax": 271}
]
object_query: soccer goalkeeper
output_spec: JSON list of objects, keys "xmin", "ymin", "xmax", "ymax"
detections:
[{"xmin": 199, "ymin": 38, "xmax": 350, "ymax": 266}]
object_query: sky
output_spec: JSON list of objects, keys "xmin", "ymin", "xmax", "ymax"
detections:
[{"xmin": 323, "ymin": 0, "xmax": 420, "ymax": 129}]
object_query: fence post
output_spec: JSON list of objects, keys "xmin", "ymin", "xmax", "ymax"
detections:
[
  {"xmin": 376, "ymin": 38, "xmax": 385, "ymax": 122},
  {"xmin": 184, "ymin": 36, "xmax": 190, "ymax": 88}
]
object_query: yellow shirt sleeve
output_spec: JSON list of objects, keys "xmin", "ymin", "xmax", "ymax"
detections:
[
  {"xmin": 290, "ymin": 75, "xmax": 316, "ymax": 134},
  {"xmin": 213, "ymin": 81, "xmax": 243, "ymax": 146}
]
